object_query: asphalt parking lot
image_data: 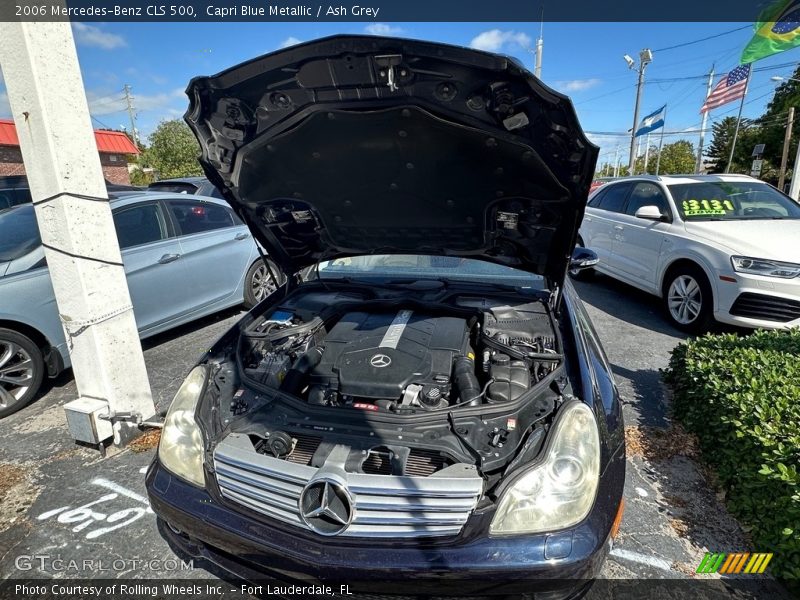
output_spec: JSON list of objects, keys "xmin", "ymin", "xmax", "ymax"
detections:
[{"xmin": 0, "ymin": 274, "xmax": 788, "ymax": 597}]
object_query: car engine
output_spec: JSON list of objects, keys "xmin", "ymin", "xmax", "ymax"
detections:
[{"xmin": 238, "ymin": 296, "xmax": 558, "ymax": 412}]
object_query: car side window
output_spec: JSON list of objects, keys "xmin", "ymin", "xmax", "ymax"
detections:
[
  {"xmin": 113, "ymin": 203, "xmax": 169, "ymax": 249},
  {"xmin": 587, "ymin": 188, "xmax": 606, "ymax": 208},
  {"xmin": 625, "ymin": 182, "xmax": 671, "ymax": 217},
  {"xmin": 0, "ymin": 191, "xmax": 12, "ymax": 210},
  {"xmin": 167, "ymin": 200, "xmax": 235, "ymax": 236},
  {"xmin": 12, "ymin": 188, "xmax": 32, "ymax": 206},
  {"xmin": 595, "ymin": 183, "xmax": 631, "ymax": 213}
]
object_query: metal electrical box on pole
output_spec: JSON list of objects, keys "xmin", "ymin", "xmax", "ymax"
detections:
[{"xmin": 0, "ymin": 19, "xmax": 155, "ymax": 446}]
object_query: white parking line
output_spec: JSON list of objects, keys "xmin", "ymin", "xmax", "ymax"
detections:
[
  {"xmin": 610, "ymin": 548, "xmax": 673, "ymax": 571},
  {"xmin": 91, "ymin": 477, "xmax": 150, "ymax": 507}
]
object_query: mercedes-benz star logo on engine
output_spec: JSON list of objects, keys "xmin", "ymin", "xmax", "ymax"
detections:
[
  {"xmin": 370, "ymin": 353, "xmax": 392, "ymax": 368},
  {"xmin": 299, "ymin": 479, "xmax": 354, "ymax": 536}
]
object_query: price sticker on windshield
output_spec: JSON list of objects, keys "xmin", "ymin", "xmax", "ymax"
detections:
[{"xmin": 682, "ymin": 198, "xmax": 734, "ymax": 216}]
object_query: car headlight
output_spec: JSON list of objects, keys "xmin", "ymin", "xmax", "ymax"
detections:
[
  {"xmin": 490, "ymin": 401, "xmax": 600, "ymax": 535},
  {"xmin": 158, "ymin": 365, "xmax": 207, "ymax": 487},
  {"xmin": 731, "ymin": 256, "xmax": 800, "ymax": 278}
]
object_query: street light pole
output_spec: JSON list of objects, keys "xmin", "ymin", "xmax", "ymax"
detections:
[{"xmin": 627, "ymin": 49, "xmax": 653, "ymax": 176}]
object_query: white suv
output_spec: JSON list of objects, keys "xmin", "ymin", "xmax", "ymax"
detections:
[{"xmin": 576, "ymin": 174, "xmax": 800, "ymax": 332}]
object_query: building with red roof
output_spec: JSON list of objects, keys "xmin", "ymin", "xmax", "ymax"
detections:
[{"xmin": 0, "ymin": 118, "xmax": 140, "ymax": 185}]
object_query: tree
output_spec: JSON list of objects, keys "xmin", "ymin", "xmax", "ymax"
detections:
[
  {"xmin": 634, "ymin": 140, "xmax": 696, "ymax": 175},
  {"xmin": 140, "ymin": 119, "xmax": 202, "ymax": 180},
  {"xmin": 655, "ymin": 140, "xmax": 697, "ymax": 174},
  {"xmin": 705, "ymin": 116, "xmax": 761, "ymax": 174}
]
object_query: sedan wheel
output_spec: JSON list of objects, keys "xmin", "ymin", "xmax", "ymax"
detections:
[
  {"xmin": 244, "ymin": 259, "xmax": 286, "ymax": 308},
  {"xmin": 662, "ymin": 266, "xmax": 713, "ymax": 333},
  {"xmin": 0, "ymin": 329, "xmax": 45, "ymax": 418}
]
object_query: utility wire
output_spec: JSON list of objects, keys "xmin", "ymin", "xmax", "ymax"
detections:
[{"xmin": 652, "ymin": 25, "xmax": 752, "ymax": 53}]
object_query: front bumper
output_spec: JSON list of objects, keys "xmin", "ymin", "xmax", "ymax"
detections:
[
  {"xmin": 146, "ymin": 457, "xmax": 623, "ymax": 598},
  {"xmin": 714, "ymin": 271, "xmax": 800, "ymax": 329}
]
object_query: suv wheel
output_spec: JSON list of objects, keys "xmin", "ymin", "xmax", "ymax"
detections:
[
  {"xmin": 663, "ymin": 265, "xmax": 714, "ymax": 333},
  {"xmin": 0, "ymin": 328, "xmax": 45, "ymax": 418},
  {"xmin": 244, "ymin": 258, "xmax": 286, "ymax": 308}
]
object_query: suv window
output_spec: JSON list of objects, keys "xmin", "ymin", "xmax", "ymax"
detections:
[
  {"xmin": 113, "ymin": 203, "xmax": 169, "ymax": 249},
  {"xmin": 595, "ymin": 183, "xmax": 631, "ymax": 213},
  {"xmin": 625, "ymin": 182, "xmax": 670, "ymax": 217},
  {"xmin": 167, "ymin": 200, "xmax": 235, "ymax": 235}
]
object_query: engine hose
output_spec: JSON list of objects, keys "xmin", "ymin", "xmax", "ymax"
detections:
[
  {"xmin": 280, "ymin": 346, "xmax": 324, "ymax": 394},
  {"xmin": 481, "ymin": 333, "xmax": 563, "ymax": 362},
  {"xmin": 247, "ymin": 316, "xmax": 324, "ymax": 341},
  {"xmin": 453, "ymin": 355, "xmax": 482, "ymax": 407}
]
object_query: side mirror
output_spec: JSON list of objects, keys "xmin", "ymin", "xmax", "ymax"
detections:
[
  {"xmin": 570, "ymin": 247, "xmax": 599, "ymax": 271},
  {"xmin": 634, "ymin": 205, "xmax": 666, "ymax": 221}
]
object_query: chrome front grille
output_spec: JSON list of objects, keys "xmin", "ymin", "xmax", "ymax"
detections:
[{"xmin": 213, "ymin": 433, "xmax": 483, "ymax": 538}]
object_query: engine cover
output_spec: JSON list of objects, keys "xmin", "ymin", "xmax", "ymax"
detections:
[{"xmin": 309, "ymin": 310, "xmax": 470, "ymax": 401}]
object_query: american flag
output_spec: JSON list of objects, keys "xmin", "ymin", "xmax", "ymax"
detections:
[{"xmin": 700, "ymin": 64, "xmax": 750, "ymax": 113}]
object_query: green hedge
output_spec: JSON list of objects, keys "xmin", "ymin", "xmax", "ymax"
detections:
[{"xmin": 663, "ymin": 330, "xmax": 800, "ymax": 580}]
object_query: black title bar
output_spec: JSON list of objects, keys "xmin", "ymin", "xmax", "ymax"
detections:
[{"xmin": 0, "ymin": 0, "xmax": 775, "ymax": 22}]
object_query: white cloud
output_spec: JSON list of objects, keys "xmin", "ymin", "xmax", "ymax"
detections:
[
  {"xmin": 86, "ymin": 87, "xmax": 186, "ymax": 118},
  {"xmin": 72, "ymin": 23, "xmax": 126, "ymax": 49},
  {"xmin": 554, "ymin": 78, "xmax": 602, "ymax": 93},
  {"xmin": 364, "ymin": 23, "xmax": 404, "ymax": 36},
  {"xmin": 469, "ymin": 29, "xmax": 531, "ymax": 52},
  {"xmin": 279, "ymin": 36, "xmax": 302, "ymax": 49}
]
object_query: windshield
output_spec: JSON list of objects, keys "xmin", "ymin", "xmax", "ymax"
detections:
[
  {"xmin": 0, "ymin": 204, "xmax": 41, "ymax": 262},
  {"xmin": 317, "ymin": 255, "xmax": 544, "ymax": 287},
  {"xmin": 668, "ymin": 181, "xmax": 800, "ymax": 221}
]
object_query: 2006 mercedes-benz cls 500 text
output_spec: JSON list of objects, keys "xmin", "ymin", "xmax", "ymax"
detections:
[{"xmin": 146, "ymin": 35, "xmax": 625, "ymax": 598}]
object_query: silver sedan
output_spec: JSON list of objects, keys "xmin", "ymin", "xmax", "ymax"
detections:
[{"xmin": 0, "ymin": 192, "xmax": 284, "ymax": 417}]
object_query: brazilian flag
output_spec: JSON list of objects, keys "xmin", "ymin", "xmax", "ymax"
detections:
[{"xmin": 741, "ymin": 0, "xmax": 800, "ymax": 64}]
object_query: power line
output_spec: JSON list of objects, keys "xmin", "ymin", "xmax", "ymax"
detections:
[
  {"xmin": 652, "ymin": 25, "xmax": 751, "ymax": 53},
  {"xmin": 90, "ymin": 115, "xmax": 113, "ymax": 130}
]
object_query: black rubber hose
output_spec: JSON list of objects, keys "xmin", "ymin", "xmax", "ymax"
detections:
[
  {"xmin": 281, "ymin": 346, "xmax": 324, "ymax": 394},
  {"xmin": 453, "ymin": 355, "xmax": 482, "ymax": 407}
]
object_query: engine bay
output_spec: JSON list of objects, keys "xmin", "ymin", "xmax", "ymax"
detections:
[
  {"xmin": 209, "ymin": 286, "xmax": 568, "ymax": 482},
  {"xmin": 239, "ymin": 296, "xmax": 559, "ymax": 411}
]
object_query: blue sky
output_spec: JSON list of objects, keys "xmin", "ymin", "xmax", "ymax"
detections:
[{"xmin": 1, "ymin": 21, "xmax": 798, "ymax": 167}]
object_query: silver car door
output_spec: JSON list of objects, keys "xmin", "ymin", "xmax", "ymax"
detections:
[
  {"xmin": 112, "ymin": 200, "xmax": 189, "ymax": 332},
  {"xmin": 164, "ymin": 198, "xmax": 254, "ymax": 310}
]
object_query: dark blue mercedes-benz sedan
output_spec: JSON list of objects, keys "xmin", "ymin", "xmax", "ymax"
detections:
[{"xmin": 146, "ymin": 34, "xmax": 625, "ymax": 599}]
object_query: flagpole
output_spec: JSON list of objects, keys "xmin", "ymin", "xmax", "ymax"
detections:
[
  {"xmin": 725, "ymin": 67, "xmax": 751, "ymax": 174},
  {"xmin": 656, "ymin": 104, "xmax": 668, "ymax": 175}
]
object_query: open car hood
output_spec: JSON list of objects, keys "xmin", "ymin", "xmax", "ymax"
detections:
[{"xmin": 185, "ymin": 35, "xmax": 597, "ymax": 284}]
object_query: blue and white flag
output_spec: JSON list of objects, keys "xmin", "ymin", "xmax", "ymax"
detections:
[{"xmin": 635, "ymin": 104, "xmax": 666, "ymax": 137}]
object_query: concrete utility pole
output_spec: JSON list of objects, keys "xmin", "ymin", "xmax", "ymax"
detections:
[
  {"xmin": 779, "ymin": 106, "xmax": 795, "ymax": 190},
  {"xmin": 534, "ymin": 7, "xmax": 543, "ymax": 79},
  {"xmin": 123, "ymin": 84, "xmax": 138, "ymax": 146},
  {"xmin": 0, "ymin": 19, "xmax": 154, "ymax": 445},
  {"xmin": 627, "ymin": 49, "xmax": 653, "ymax": 176},
  {"xmin": 791, "ymin": 142, "xmax": 800, "ymax": 200},
  {"xmin": 696, "ymin": 65, "xmax": 715, "ymax": 174}
]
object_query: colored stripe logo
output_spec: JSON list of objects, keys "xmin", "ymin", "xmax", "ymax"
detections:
[{"xmin": 696, "ymin": 552, "xmax": 773, "ymax": 574}]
